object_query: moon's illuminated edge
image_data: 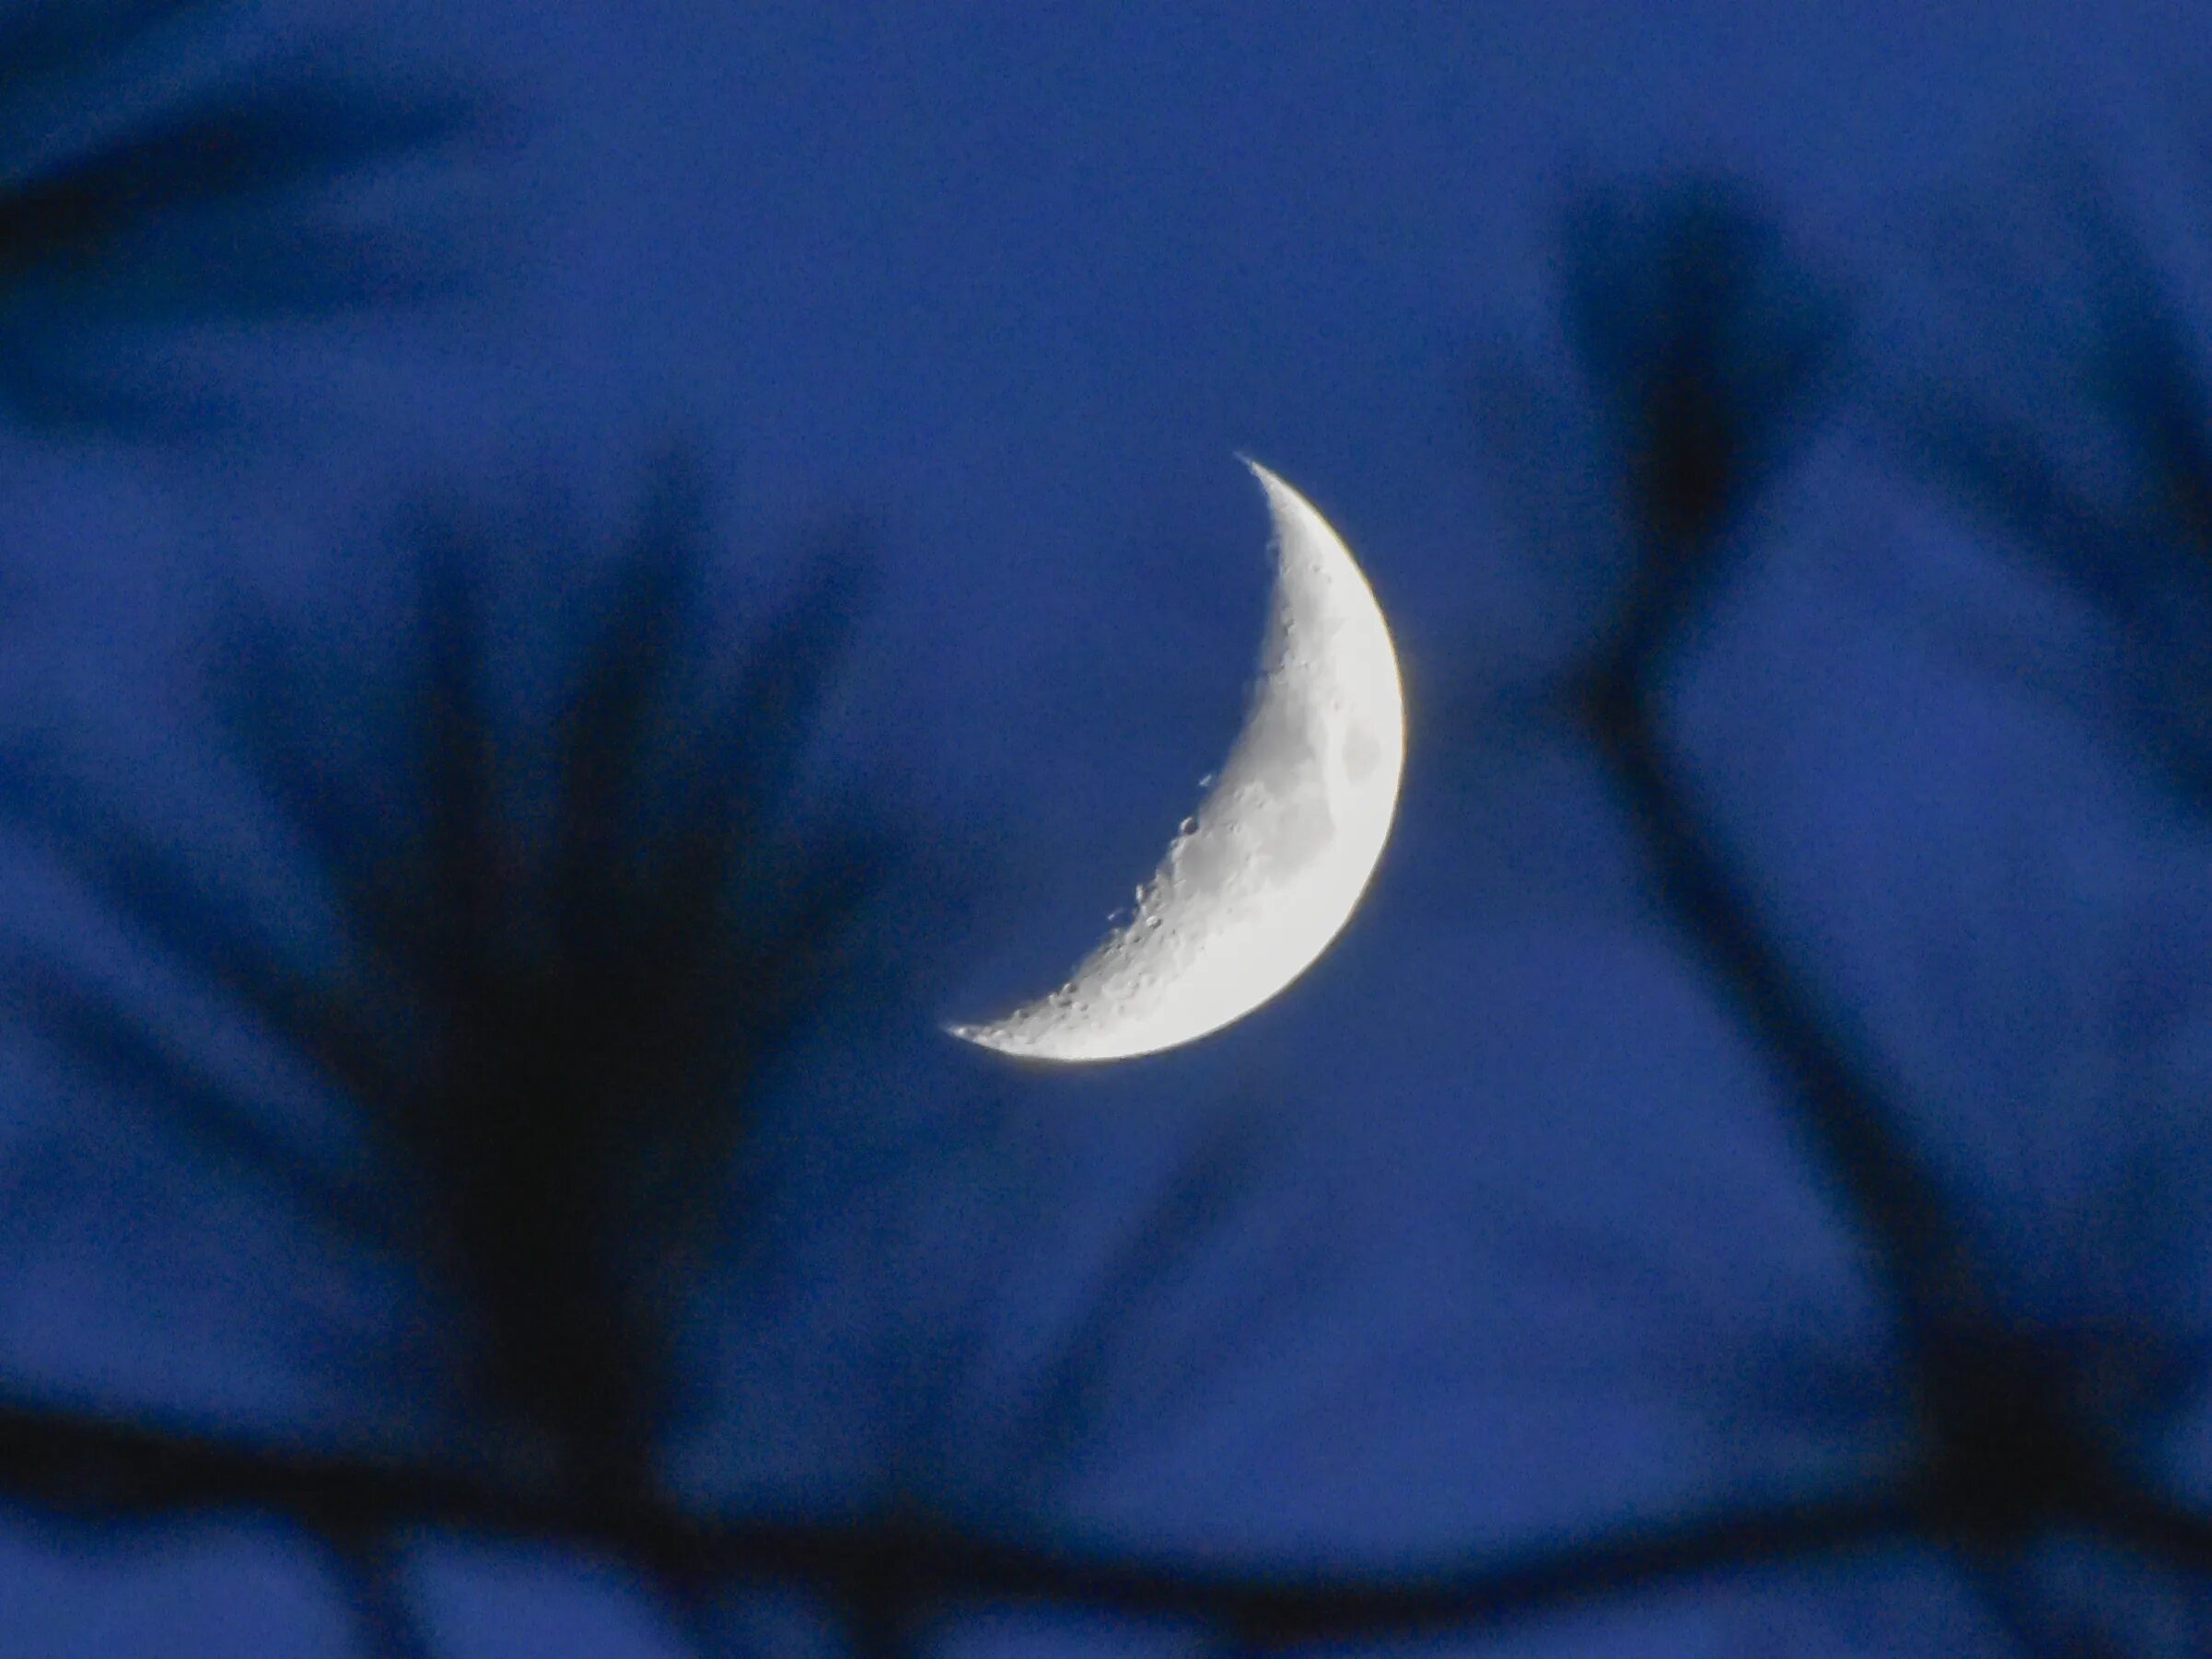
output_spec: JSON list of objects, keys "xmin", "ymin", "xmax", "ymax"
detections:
[{"xmin": 947, "ymin": 461, "xmax": 1406, "ymax": 1064}]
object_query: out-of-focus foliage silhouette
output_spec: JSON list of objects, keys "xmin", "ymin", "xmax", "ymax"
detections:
[
  {"xmin": 1562, "ymin": 169, "xmax": 2212, "ymax": 1652},
  {"xmin": 1560, "ymin": 178, "xmax": 1848, "ymax": 651},
  {"xmin": 1552, "ymin": 177, "xmax": 2139, "ymax": 1560},
  {"xmin": 0, "ymin": 0, "xmax": 483, "ymax": 430},
  {"xmin": 1467, "ymin": 177, "xmax": 1849, "ymax": 680},
  {"xmin": 6, "ymin": 5, "xmax": 2212, "ymax": 1654},
  {"xmin": 208, "ymin": 460, "xmax": 892, "ymax": 1508},
  {"xmin": 1874, "ymin": 134, "xmax": 2212, "ymax": 793},
  {"xmin": 0, "ymin": 444, "xmax": 918, "ymax": 1646}
]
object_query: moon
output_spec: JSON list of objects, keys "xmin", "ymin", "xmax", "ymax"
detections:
[{"xmin": 949, "ymin": 461, "xmax": 1405, "ymax": 1062}]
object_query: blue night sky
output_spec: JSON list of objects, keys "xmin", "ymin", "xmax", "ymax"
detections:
[{"xmin": 6, "ymin": 2, "xmax": 2212, "ymax": 1654}]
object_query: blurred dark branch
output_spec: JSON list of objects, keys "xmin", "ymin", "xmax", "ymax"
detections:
[
  {"xmin": 175, "ymin": 464, "xmax": 900, "ymax": 1514},
  {"xmin": 322, "ymin": 1525, "xmax": 433, "ymax": 1659},
  {"xmin": 0, "ymin": 2, "xmax": 491, "ymax": 430},
  {"xmin": 1901, "ymin": 143, "xmax": 2212, "ymax": 575},
  {"xmin": 0, "ymin": 0, "xmax": 205, "ymax": 112},
  {"xmin": 1009, "ymin": 1109, "xmax": 1278, "ymax": 1491},
  {"xmin": 0, "ymin": 81, "xmax": 475, "ymax": 290},
  {"xmin": 843, "ymin": 1546, "xmax": 921, "ymax": 1659},
  {"xmin": 1554, "ymin": 175, "xmax": 1980, "ymax": 1381},
  {"xmin": 1557, "ymin": 177, "xmax": 1847, "ymax": 667},
  {"xmin": 0, "ymin": 1389, "xmax": 1918, "ymax": 1646},
  {"xmin": 1581, "ymin": 649, "xmax": 2134, "ymax": 1558},
  {"xmin": 16, "ymin": 1383, "xmax": 2212, "ymax": 1642},
  {"xmin": 2104, "ymin": 301, "xmax": 2212, "ymax": 556},
  {"xmin": 1578, "ymin": 659, "xmax": 1973, "ymax": 1328},
  {"xmin": 3, "ymin": 955, "xmax": 390, "ymax": 1240},
  {"xmin": 1547, "ymin": 172, "xmax": 2151, "ymax": 1583}
]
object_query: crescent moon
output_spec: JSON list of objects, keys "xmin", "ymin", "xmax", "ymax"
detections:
[{"xmin": 949, "ymin": 461, "xmax": 1405, "ymax": 1062}]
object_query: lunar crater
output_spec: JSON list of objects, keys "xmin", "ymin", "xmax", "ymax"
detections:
[{"xmin": 949, "ymin": 461, "xmax": 1405, "ymax": 1063}]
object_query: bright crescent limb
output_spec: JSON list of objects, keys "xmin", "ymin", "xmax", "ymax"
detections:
[{"xmin": 949, "ymin": 460, "xmax": 1405, "ymax": 1062}]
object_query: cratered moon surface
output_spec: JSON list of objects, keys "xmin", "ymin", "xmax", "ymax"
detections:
[{"xmin": 949, "ymin": 461, "xmax": 1405, "ymax": 1062}]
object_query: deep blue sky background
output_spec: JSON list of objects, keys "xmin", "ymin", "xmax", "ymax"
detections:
[{"xmin": 8, "ymin": 3, "xmax": 2212, "ymax": 1654}]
